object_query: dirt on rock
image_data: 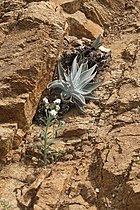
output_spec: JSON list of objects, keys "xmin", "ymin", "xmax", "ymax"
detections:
[{"xmin": 0, "ymin": 0, "xmax": 140, "ymax": 210}]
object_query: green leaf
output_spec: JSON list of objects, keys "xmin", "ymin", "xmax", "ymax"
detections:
[
  {"xmin": 78, "ymin": 54, "xmax": 87, "ymax": 67},
  {"xmin": 85, "ymin": 93, "xmax": 100, "ymax": 100},
  {"xmin": 72, "ymin": 98, "xmax": 85, "ymax": 112},
  {"xmin": 79, "ymin": 71, "xmax": 97, "ymax": 89},
  {"xmin": 37, "ymin": 149, "xmax": 44, "ymax": 156},
  {"xmin": 71, "ymin": 55, "xmax": 78, "ymax": 80},
  {"xmin": 58, "ymin": 62, "xmax": 68, "ymax": 82},
  {"xmin": 74, "ymin": 89, "xmax": 91, "ymax": 95},
  {"xmin": 91, "ymin": 34, "xmax": 102, "ymax": 50},
  {"xmin": 83, "ymin": 80, "xmax": 103, "ymax": 92},
  {"xmin": 47, "ymin": 80, "xmax": 65, "ymax": 90},
  {"xmin": 79, "ymin": 64, "xmax": 97, "ymax": 87},
  {"xmin": 72, "ymin": 92, "xmax": 86, "ymax": 105},
  {"xmin": 73, "ymin": 63, "xmax": 84, "ymax": 85}
]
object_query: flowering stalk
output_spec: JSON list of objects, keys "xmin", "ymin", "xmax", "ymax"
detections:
[{"xmin": 38, "ymin": 97, "xmax": 64, "ymax": 165}]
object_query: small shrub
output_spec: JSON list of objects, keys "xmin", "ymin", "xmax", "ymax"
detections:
[{"xmin": 0, "ymin": 198, "xmax": 12, "ymax": 210}]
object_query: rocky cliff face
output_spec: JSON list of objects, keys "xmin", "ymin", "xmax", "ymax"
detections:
[
  {"xmin": 0, "ymin": 0, "xmax": 124, "ymax": 159},
  {"xmin": 0, "ymin": 0, "xmax": 66, "ymax": 157},
  {"xmin": 0, "ymin": 1, "xmax": 140, "ymax": 210}
]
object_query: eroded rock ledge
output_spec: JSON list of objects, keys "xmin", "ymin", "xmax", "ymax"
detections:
[{"xmin": 0, "ymin": 1, "xmax": 66, "ymax": 158}]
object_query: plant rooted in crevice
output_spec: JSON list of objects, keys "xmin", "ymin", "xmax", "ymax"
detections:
[
  {"xmin": 61, "ymin": 34, "xmax": 111, "ymax": 71},
  {"xmin": 26, "ymin": 98, "xmax": 65, "ymax": 166},
  {"xmin": 48, "ymin": 55, "xmax": 103, "ymax": 111}
]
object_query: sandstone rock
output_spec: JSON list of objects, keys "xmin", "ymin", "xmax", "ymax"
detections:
[
  {"xmin": 13, "ymin": 128, "xmax": 25, "ymax": 149},
  {"xmin": 116, "ymin": 112, "xmax": 134, "ymax": 123},
  {"xmin": 0, "ymin": 0, "xmax": 140, "ymax": 209},
  {"xmin": 0, "ymin": 1, "xmax": 65, "ymax": 158},
  {"xmin": 0, "ymin": 30, "xmax": 6, "ymax": 46},
  {"xmin": 59, "ymin": 123, "xmax": 89, "ymax": 138},
  {"xmin": 36, "ymin": 163, "xmax": 73, "ymax": 209},
  {"xmin": 95, "ymin": 123, "xmax": 140, "ymax": 188},
  {"xmin": 121, "ymin": 43, "xmax": 138, "ymax": 62},
  {"xmin": 81, "ymin": 0, "xmax": 126, "ymax": 27},
  {"xmin": 118, "ymin": 83, "xmax": 140, "ymax": 111},
  {"xmin": 0, "ymin": 123, "xmax": 17, "ymax": 157},
  {"xmin": 69, "ymin": 204, "xmax": 86, "ymax": 210},
  {"xmin": 106, "ymin": 90, "xmax": 118, "ymax": 106},
  {"xmin": 0, "ymin": 163, "xmax": 34, "ymax": 209},
  {"xmin": 88, "ymin": 207, "xmax": 97, "ymax": 210},
  {"xmin": 0, "ymin": 0, "xmax": 24, "ymax": 15},
  {"xmin": 65, "ymin": 10, "xmax": 104, "ymax": 39},
  {"xmin": 81, "ymin": 0, "xmax": 111, "ymax": 27},
  {"xmin": 60, "ymin": 0, "xmax": 82, "ymax": 14},
  {"xmin": 102, "ymin": 0, "xmax": 125, "ymax": 11},
  {"xmin": 0, "ymin": 0, "xmax": 104, "ymax": 158}
]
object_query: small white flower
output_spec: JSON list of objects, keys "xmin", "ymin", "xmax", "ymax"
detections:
[
  {"xmin": 95, "ymin": 188, "xmax": 99, "ymax": 193},
  {"xmin": 49, "ymin": 109, "xmax": 57, "ymax": 117},
  {"xmin": 79, "ymin": 45, "xmax": 85, "ymax": 50},
  {"xmin": 55, "ymin": 104, "xmax": 60, "ymax": 111},
  {"xmin": 53, "ymin": 98, "xmax": 61, "ymax": 104},
  {"xmin": 43, "ymin": 97, "xmax": 49, "ymax": 105},
  {"xmin": 60, "ymin": 120, "xmax": 65, "ymax": 125}
]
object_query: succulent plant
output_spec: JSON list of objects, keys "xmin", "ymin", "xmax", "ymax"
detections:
[
  {"xmin": 91, "ymin": 34, "xmax": 102, "ymax": 50},
  {"xmin": 47, "ymin": 56, "xmax": 103, "ymax": 111}
]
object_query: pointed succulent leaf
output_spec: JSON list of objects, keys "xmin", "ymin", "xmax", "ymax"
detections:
[
  {"xmin": 53, "ymin": 88, "xmax": 62, "ymax": 94},
  {"xmin": 77, "ymin": 54, "xmax": 87, "ymax": 67},
  {"xmin": 91, "ymin": 34, "xmax": 102, "ymax": 50},
  {"xmin": 79, "ymin": 64, "xmax": 97, "ymax": 86},
  {"xmin": 73, "ymin": 63, "xmax": 84, "ymax": 85},
  {"xmin": 71, "ymin": 92, "xmax": 86, "ymax": 105},
  {"xmin": 48, "ymin": 54, "xmax": 102, "ymax": 111},
  {"xmin": 81, "ymin": 62, "xmax": 88, "ymax": 72},
  {"xmin": 47, "ymin": 80, "xmax": 65, "ymax": 90},
  {"xmin": 74, "ymin": 89, "xmax": 91, "ymax": 96},
  {"xmin": 76, "ymin": 62, "xmax": 88, "ymax": 85},
  {"xmin": 58, "ymin": 62, "xmax": 68, "ymax": 82},
  {"xmin": 78, "ymin": 70, "xmax": 97, "ymax": 90},
  {"xmin": 61, "ymin": 91, "xmax": 71, "ymax": 101},
  {"xmin": 72, "ymin": 98, "xmax": 85, "ymax": 112},
  {"xmin": 84, "ymin": 93, "xmax": 100, "ymax": 100},
  {"xmin": 83, "ymin": 80, "xmax": 103, "ymax": 92},
  {"xmin": 71, "ymin": 55, "xmax": 78, "ymax": 80},
  {"xmin": 69, "ymin": 75, "xmax": 74, "ymax": 90},
  {"xmin": 81, "ymin": 71, "xmax": 97, "ymax": 88}
]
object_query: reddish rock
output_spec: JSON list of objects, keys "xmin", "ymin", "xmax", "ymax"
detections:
[
  {"xmin": 64, "ymin": 10, "xmax": 104, "ymax": 39},
  {"xmin": 81, "ymin": 1, "xmax": 111, "ymax": 27},
  {"xmin": 0, "ymin": 123, "xmax": 17, "ymax": 157},
  {"xmin": 59, "ymin": 0, "xmax": 82, "ymax": 14},
  {"xmin": 35, "ymin": 163, "xmax": 73, "ymax": 209},
  {"xmin": 0, "ymin": 1, "xmax": 65, "ymax": 158}
]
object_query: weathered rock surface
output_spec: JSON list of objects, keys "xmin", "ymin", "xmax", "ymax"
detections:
[
  {"xmin": 0, "ymin": 0, "xmax": 140, "ymax": 210},
  {"xmin": 34, "ymin": 163, "xmax": 73, "ymax": 209},
  {"xmin": 64, "ymin": 10, "xmax": 104, "ymax": 39},
  {"xmin": 0, "ymin": 163, "xmax": 34, "ymax": 209},
  {"xmin": 0, "ymin": 1, "xmax": 65, "ymax": 158},
  {"xmin": 0, "ymin": 123, "xmax": 17, "ymax": 157},
  {"xmin": 33, "ymin": 25, "xmax": 140, "ymax": 210},
  {"xmin": 0, "ymin": 0, "xmax": 111, "ymax": 158},
  {"xmin": 59, "ymin": 0, "xmax": 82, "ymax": 14},
  {"xmin": 0, "ymin": 0, "xmax": 128, "ymax": 158}
]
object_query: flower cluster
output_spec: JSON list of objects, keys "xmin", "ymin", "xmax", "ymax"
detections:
[
  {"xmin": 34, "ymin": 97, "xmax": 65, "ymax": 166},
  {"xmin": 43, "ymin": 97, "xmax": 61, "ymax": 118}
]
